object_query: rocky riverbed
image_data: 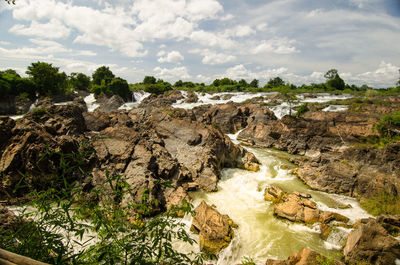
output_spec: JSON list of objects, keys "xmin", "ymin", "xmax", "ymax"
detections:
[{"xmin": 1, "ymin": 90, "xmax": 400, "ymax": 264}]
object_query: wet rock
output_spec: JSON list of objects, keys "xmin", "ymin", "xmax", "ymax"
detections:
[
  {"xmin": 264, "ymin": 185, "xmax": 286, "ymax": 203},
  {"xmin": 139, "ymin": 90, "xmax": 182, "ymax": 107},
  {"xmin": 272, "ymin": 191, "xmax": 349, "ymax": 225},
  {"xmin": 0, "ymin": 205, "xmax": 20, "ymax": 230},
  {"xmin": 266, "ymin": 248, "xmax": 343, "ymax": 265},
  {"xmin": 96, "ymin": 95, "xmax": 125, "ymax": 113},
  {"xmin": 185, "ymin": 91, "xmax": 198, "ymax": 103},
  {"xmin": 190, "ymin": 201, "xmax": 235, "ymax": 254},
  {"xmin": 344, "ymin": 218, "xmax": 400, "ymax": 265}
]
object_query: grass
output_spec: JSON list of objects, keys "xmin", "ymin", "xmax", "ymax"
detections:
[{"xmin": 360, "ymin": 191, "xmax": 400, "ymax": 216}]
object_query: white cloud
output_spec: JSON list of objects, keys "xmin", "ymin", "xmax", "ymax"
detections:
[
  {"xmin": 153, "ymin": 66, "xmax": 191, "ymax": 80},
  {"xmin": 252, "ymin": 38, "xmax": 298, "ymax": 54},
  {"xmin": 190, "ymin": 49, "xmax": 236, "ymax": 65},
  {"xmin": 158, "ymin": 51, "xmax": 184, "ymax": 63},
  {"xmin": 256, "ymin": 23, "xmax": 267, "ymax": 31},
  {"xmin": 190, "ymin": 30, "xmax": 235, "ymax": 49},
  {"xmin": 0, "ymin": 41, "xmax": 10, "ymax": 45},
  {"xmin": 157, "ymin": 50, "xmax": 166, "ymax": 57},
  {"xmin": 224, "ymin": 25, "xmax": 256, "ymax": 38},
  {"xmin": 220, "ymin": 14, "xmax": 234, "ymax": 21},
  {"xmin": 344, "ymin": 61, "xmax": 399, "ymax": 87},
  {"xmin": 9, "ymin": 19, "xmax": 71, "ymax": 39}
]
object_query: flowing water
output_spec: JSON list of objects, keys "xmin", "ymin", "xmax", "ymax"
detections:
[{"xmin": 176, "ymin": 131, "xmax": 370, "ymax": 264}]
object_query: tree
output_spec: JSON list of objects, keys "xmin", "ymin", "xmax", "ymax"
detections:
[
  {"xmin": 267, "ymin": 77, "xmax": 285, "ymax": 88},
  {"xmin": 143, "ymin": 76, "xmax": 156, "ymax": 85},
  {"xmin": 26, "ymin": 61, "xmax": 68, "ymax": 96},
  {"xmin": 324, "ymin": 69, "xmax": 345, "ymax": 90},
  {"xmin": 109, "ymin": 77, "xmax": 130, "ymax": 100},
  {"xmin": 238, "ymin": 79, "xmax": 248, "ymax": 87},
  {"xmin": 174, "ymin": 80, "xmax": 183, "ymax": 87},
  {"xmin": 249, "ymin": 79, "xmax": 259, "ymax": 88},
  {"xmin": 5, "ymin": 0, "xmax": 15, "ymax": 4},
  {"xmin": 397, "ymin": 69, "xmax": 400, "ymax": 87},
  {"xmin": 69, "ymin": 72, "xmax": 90, "ymax": 90},
  {"xmin": 92, "ymin": 66, "xmax": 115, "ymax": 86}
]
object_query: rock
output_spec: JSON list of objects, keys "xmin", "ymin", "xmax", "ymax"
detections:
[
  {"xmin": 139, "ymin": 90, "xmax": 182, "ymax": 108},
  {"xmin": 320, "ymin": 223, "xmax": 332, "ymax": 240},
  {"xmin": 96, "ymin": 95, "xmax": 125, "ymax": 113},
  {"xmin": 0, "ymin": 205, "xmax": 20, "ymax": 230},
  {"xmin": 185, "ymin": 91, "xmax": 198, "ymax": 103},
  {"xmin": 274, "ymin": 193, "xmax": 320, "ymax": 224},
  {"xmin": 273, "ymin": 191, "xmax": 349, "ymax": 225},
  {"xmin": 266, "ymin": 248, "xmax": 343, "ymax": 265},
  {"xmin": 344, "ymin": 218, "xmax": 400, "ymax": 265},
  {"xmin": 376, "ymin": 214, "xmax": 400, "ymax": 236},
  {"xmin": 190, "ymin": 201, "xmax": 235, "ymax": 254},
  {"xmin": 264, "ymin": 185, "xmax": 286, "ymax": 203}
]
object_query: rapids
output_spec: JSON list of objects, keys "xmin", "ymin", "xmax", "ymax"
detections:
[{"xmin": 176, "ymin": 130, "xmax": 370, "ymax": 265}]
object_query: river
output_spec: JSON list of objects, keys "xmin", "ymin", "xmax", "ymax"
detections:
[{"xmin": 174, "ymin": 130, "xmax": 370, "ymax": 265}]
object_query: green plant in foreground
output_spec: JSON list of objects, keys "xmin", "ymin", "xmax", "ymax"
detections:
[
  {"xmin": 240, "ymin": 256, "xmax": 256, "ymax": 265},
  {"xmin": 374, "ymin": 111, "xmax": 400, "ymax": 139},
  {"xmin": 1, "ymin": 146, "xmax": 211, "ymax": 264},
  {"xmin": 296, "ymin": 103, "xmax": 309, "ymax": 117}
]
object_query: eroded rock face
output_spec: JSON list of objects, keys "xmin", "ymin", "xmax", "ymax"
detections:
[
  {"xmin": 265, "ymin": 248, "xmax": 343, "ymax": 265},
  {"xmin": 96, "ymin": 95, "xmax": 125, "ymax": 113},
  {"xmin": 190, "ymin": 201, "xmax": 235, "ymax": 254},
  {"xmin": 266, "ymin": 186, "xmax": 349, "ymax": 226},
  {"xmin": 344, "ymin": 218, "xmax": 400, "ymax": 265}
]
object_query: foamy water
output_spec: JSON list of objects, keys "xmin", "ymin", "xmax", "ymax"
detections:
[{"xmin": 176, "ymin": 132, "xmax": 370, "ymax": 264}]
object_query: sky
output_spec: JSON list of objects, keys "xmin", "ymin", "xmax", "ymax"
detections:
[{"xmin": 0, "ymin": 0, "xmax": 399, "ymax": 88}]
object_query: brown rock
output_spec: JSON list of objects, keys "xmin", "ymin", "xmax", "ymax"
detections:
[
  {"xmin": 264, "ymin": 185, "xmax": 286, "ymax": 203},
  {"xmin": 191, "ymin": 201, "xmax": 235, "ymax": 254},
  {"xmin": 266, "ymin": 248, "xmax": 343, "ymax": 265},
  {"xmin": 344, "ymin": 218, "xmax": 400, "ymax": 265}
]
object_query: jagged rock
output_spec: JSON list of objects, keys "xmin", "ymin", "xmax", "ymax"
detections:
[
  {"xmin": 265, "ymin": 248, "xmax": 343, "ymax": 265},
  {"xmin": 344, "ymin": 218, "xmax": 400, "ymax": 265},
  {"xmin": 190, "ymin": 201, "xmax": 235, "ymax": 254},
  {"xmin": 96, "ymin": 95, "xmax": 125, "ymax": 113},
  {"xmin": 272, "ymin": 191, "xmax": 349, "ymax": 225},
  {"xmin": 264, "ymin": 185, "xmax": 286, "ymax": 203},
  {"xmin": 185, "ymin": 91, "xmax": 198, "ymax": 103},
  {"xmin": 376, "ymin": 214, "xmax": 400, "ymax": 236}
]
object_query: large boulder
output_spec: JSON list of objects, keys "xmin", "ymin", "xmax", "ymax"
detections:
[
  {"xmin": 269, "ymin": 188, "xmax": 349, "ymax": 225},
  {"xmin": 265, "ymin": 248, "xmax": 343, "ymax": 265},
  {"xmin": 190, "ymin": 201, "xmax": 236, "ymax": 254},
  {"xmin": 344, "ymin": 218, "xmax": 400, "ymax": 265},
  {"xmin": 96, "ymin": 95, "xmax": 125, "ymax": 113}
]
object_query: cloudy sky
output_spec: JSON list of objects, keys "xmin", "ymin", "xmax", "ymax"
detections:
[{"xmin": 0, "ymin": 0, "xmax": 399, "ymax": 87}]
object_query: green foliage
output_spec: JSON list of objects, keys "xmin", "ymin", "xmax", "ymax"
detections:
[
  {"xmin": 92, "ymin": 66, "xmax": 115, "ymax": 86},
  {"xmin": 360, "ymin": 191, "xmax": 400, "ymax": 216},
  {"xmin": 0, "ymin": 145, "xmax": 211, "ymax": 264},
  {"xmin": 374, "ymin": 112, "xmax": 400, "ymax": 139},
  {"xmin": 31, "ymin": 107, "xmax": 48, "ymax": 120},
  {"xmin": 69, "ymin": 72, "xmax": 90, "ymax": 91},
  {"xmin": 296, "ymin": 103, "xmax": 309, "ymax": 117},
  {"xmin": 26, "ymin": 61, "xmax": 68, "ymax": 96},
  {"xmin": 143, "ymin": 76, "xmax": 157, "ymax": 85},
  {"xmin": 266, "ymin": 77, "xmax": 285, "ymax": 88},
  {"xmin": 109, "ymin": 77, "xmax": 130, "ymax": 100},
  {"xmin": 324, "ymin": 69, "xmax": 345, "ymax": 90},
  {"xmin": 240, "ymin": 256, "xmax": 256, "ymax": 265},
  {"xmin": 0, "ymin": 70, "xmax": 35, "ymax": 98},
  {"xmin": 144, "ymin": 81, "xmax": 172, "ymax": 95},
  {"xmin": 90, "ymin": 67, "xmax": 130, "ymax": 100}
]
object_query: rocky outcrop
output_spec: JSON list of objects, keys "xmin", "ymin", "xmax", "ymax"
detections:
[
  {"xmin": 0, "ymin": 104, "xmax": 90, "ymax": 200},
  {"xmin": 185, "ymin": 91, "xmax": 198, "ymax": 103},
  {"xmin": 265, "ymin": 186, "xmax": 349, "ymax": 226},
  {"xmin": 0, "ymin": 95, "xmax": 34, "ymax": 115},
  {"xmin": 238, "ymin": 111, "xmax": 379, "ymax": 155},
  {"xmin": 193, "ymin": 102, "xmax": 276, "ymax": 134},
  {"xmin": 190, "ymin": 201, "xmax": 236, "ymax": 254},
  {"xmin": 265, "ymin": 248, "xmax": 343, "ymax": 265},
  {"xmin": 139, "ymin": 90, "xmax": 183, "ymax": 108},
  {"xmin": 344, "ymin": 218, "xmax": 400, "ymax": 265},
  {"xmin": 95, "ymin": 95, "xmax": 125, "ymax": 113}
]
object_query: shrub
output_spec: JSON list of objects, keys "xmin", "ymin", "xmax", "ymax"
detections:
[
  {"xmin": 296, "ymin": 103, "xmax": 309, "ymax": 117},
  {"xmin": 360, "ymin": 191, "xmax": 400, "ymax": 216},
  {"xmin": 374, "ymin": 112, "xmax": 400, "ymax": 139}
]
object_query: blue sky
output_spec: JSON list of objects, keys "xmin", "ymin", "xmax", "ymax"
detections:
[{"xmin": 0, "ymin": 0, "xmax": 399, "ymax": 87}]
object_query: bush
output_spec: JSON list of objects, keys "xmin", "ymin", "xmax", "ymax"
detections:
[
  {"xmin": 0, "ymin": 145, "xmax": 211, "ymax": 264},
  {"xmin": 374, "ymin": 112, "xmax": 400, "ymax": 139},
  {"xmin": 296, "ymin": 103, "xmax": 309, "ymax": 117},
  {"xmin": 144, "ymin": 82, "xmax": 172, "ymax": 95}
]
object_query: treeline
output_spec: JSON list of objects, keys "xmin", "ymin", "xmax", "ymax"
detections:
[
  {"xmin": 0, "ymin": 62, "xmax": 130, "ymax": 101},
  {"xmin": 2, "ymin": 62, "xmax": 400, "ymax": 100}
]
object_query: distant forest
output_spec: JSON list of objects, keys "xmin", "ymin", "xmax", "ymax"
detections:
[{"xmin": 1, "ymin": 61, "xmax": 400, "ymax": 101}]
